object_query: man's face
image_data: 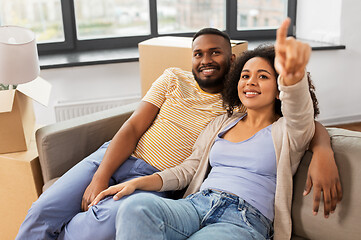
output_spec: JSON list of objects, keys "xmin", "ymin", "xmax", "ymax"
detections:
[{"xmin": 192, "ymin": 34, "xmax": 233, "ymax": 93}]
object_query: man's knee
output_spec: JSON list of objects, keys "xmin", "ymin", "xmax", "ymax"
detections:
[
  {"xmin": 16, "ymin": 201, "xmax": 54, "ymax": 240},
  {"xmin": 25, "ymin": 199, "xmax": 46, "ymax": 221},
  {"xmin": 60, "ymin": 203, "xmax": 118, "ymax": 240}
]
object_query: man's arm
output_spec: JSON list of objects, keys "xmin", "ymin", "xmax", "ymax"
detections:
[
  {"xmin": 304, "ymin": 121, "xmax": 343, "ymax": 218},
  {"xmin": 81, "ymin": 101, "xmax": 160, "ymax": 211}
]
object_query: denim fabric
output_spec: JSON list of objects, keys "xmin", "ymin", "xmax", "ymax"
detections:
[
  {"xmin": 116, "ymin": 189, "xmax": 273, "ymax": 240},
  {"xmin": 16, "ymin": 141, "xmax": 169, "ymax": 240}
]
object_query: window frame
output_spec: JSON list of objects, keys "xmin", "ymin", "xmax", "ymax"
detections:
[{"xmin": 37, "ymin": 0, "xmax": 296, "ymax": 55}]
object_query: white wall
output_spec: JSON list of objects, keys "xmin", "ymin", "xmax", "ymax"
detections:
[
  {"xmin": 34, "ymin": 62, "xmax": 141, "ymax": 125},
  {"xmin": 34, "ymin": 0, "xmax": 361, "ymax": 126},
  {"xmin": 296, "ymin": 0, "xmax": 342, "ymax": 44},
  {"xmin": 297, "ymin": 0, "xmax": 361, "ymax": 125}
]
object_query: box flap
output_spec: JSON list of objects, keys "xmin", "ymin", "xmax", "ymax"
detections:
[
  {"xmin": 16, "ymin": 76, "xmax": 51, "ymax": 106},
  {"xmin": 139, "ymin": 36, "xmax": 192, "ymax": 48},
  {"xmin": 230, "ymin": 39, "xmax": 247, "ymax": 46},
  {"xmin": 140, "ymin": 37, "xmax": 246, "ymax": 49},
  {"xmin": 0, "ymin": 89, "xmax": 15, "ymax": 113}
]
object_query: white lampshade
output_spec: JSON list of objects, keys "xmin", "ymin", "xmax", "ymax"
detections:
[{"xmin": 0, "ymin": 26, "xmax": 40, "ymax": 85}]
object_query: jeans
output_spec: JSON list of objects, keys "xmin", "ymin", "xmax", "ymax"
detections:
[
  {"xmin": 16, "ymin": 141, "xmax": 169, "ymax": 240},
  {"xmin": 116, "ymin": 189, "xmax": 273, "ymax": 240}
]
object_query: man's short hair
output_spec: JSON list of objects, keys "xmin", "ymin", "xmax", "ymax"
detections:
[{"xmin": 192, "ymin": 28, "xmax": 231, "ymax": 44}]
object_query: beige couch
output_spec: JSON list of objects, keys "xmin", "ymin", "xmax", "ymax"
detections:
[{"xmin": 36, "ymin": 103, "xmax": 361, "ymax": 239}]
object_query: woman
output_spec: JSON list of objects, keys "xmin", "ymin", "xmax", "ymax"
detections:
[{"xmin": 90, "ymin": 19, "xmax": 318, "ymax": 240}]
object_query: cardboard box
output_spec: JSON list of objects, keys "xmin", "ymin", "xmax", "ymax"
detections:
[
  {"xmin": 0, "ymin": 129, "xmax": 43, "ymax": 240},
  {"xmin": 139, "ymin": 36, "xmax": 248, "ymax": 96},
  {"xmin": 0, "ymin": 77, "xmax": 50, "ymax": 153}
]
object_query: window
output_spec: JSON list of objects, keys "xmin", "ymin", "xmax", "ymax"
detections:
[
  {"xmin": 157, "ymin": 0, "xmax": 226, "ymax": 34},
  {"xmin": 239, "ymin": 14, "xmax": 248, "ymax": 28},
  {"xmin": 74, "ymin": 0, "xmax": 150, "ymax": 40},
  {"xmin": 0, "ymin": 0, "xmax": 295, "ymax": 55},
  {"xmin": 0, "ymin": 0, "xmax": 64, "ymax": 43},
  {"xmin": 265, "ymin": 18, "xmax": 270, "ymax": 27},
  {"xmin": 237, "ymin": 0, "xmax": 286, "ymax": 30}
]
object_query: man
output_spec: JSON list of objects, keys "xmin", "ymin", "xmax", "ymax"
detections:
[{"xmin": 16, "ymin": 28, "xmax": 341, "ymax": 240}]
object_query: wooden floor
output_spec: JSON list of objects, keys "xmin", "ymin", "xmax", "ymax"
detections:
[{"xmin": 330, "ymin": 122, "xmax": 361, "ymax": 132}]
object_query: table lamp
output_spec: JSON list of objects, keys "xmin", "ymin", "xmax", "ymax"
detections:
[
  {"xmin": 0, "ymin": 26, "xmax": 41, "ymax": 153},
  {"xmin": 0, "ymin": 25, "xmax": 40, "ymax": 88}
]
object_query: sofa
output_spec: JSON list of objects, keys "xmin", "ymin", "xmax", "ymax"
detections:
[{"xmin": 35, "ymin": 103, "xmax": 361, "ymax": 239}]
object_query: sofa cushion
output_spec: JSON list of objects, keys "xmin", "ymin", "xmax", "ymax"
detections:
[{"xmin": 292, "ymin": 128, "xmax": 361, "ymax": 239}]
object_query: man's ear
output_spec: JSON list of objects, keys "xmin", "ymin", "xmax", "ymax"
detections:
[{"xmin": 230, "ymin": 54, "xmax": 236, "ymax": 63}]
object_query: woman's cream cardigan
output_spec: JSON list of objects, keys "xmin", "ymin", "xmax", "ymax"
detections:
[{"xmin": 157, "ymin": 74, "xmax": 315, "ymax": 239}]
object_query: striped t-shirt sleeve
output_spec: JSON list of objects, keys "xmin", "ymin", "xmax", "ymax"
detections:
[{"xmin": 142, "ymin": 69, "xmax": 171, "ymax": 108}]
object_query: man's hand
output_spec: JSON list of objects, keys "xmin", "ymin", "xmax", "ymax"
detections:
[
  {"xmin": 80, "ymin": 102, "xmax": 161, "ymax": 212},
  {"xmin": 81, "ymin": 179, "xmax": 109, "ymax": 211},
  {"xmin": 304, "ymin": 149, "xmax": 342, "ymax": 218}
]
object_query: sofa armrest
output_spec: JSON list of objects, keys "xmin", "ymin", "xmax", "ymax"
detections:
[
  {"xmin": 36, "ymin": 102, "xmax": 138, "ymax": 186},
  {"xmin": 292, "ymin": 127, "xmax": 361, "ymax": 240}
]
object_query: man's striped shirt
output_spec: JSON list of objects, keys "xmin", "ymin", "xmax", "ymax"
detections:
[{"xmin": 133, "ymin": 67, "xmax": 246, "ymax": 171}]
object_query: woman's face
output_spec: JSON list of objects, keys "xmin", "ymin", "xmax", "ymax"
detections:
[{"xmin": 237, "ymin": 57, "xmax": 279, "ymax": 112}]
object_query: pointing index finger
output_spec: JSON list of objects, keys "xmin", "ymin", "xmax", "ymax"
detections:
[{"xmin": 276, "ymin": 18, "xmax": 291, "ymax": 46}]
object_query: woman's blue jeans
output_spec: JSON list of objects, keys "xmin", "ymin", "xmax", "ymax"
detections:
[
  {"xmin": 16, "ymin": 141, "xmax": 169, "ymax": 240},
  {"xmin": 116, "ymin": 189, "xmax": 273, "ymax": 240}
]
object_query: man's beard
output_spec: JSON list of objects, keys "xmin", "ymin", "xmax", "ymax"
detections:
[
  {"xmin": 192, "ymin": 71, "xmax": 224, "ymax": 89},
  {"xmin": 192, "ymin": 60, "xmax": 231, "ymax": 90}
]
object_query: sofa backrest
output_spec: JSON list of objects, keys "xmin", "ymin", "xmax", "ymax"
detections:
[
  {"xmin": 292, "ymin": 127, "xmax": 361, "ymax": 239},
  {"xmin": 36, "ymin": 103, "xmax": 138, "ymax": 185}
]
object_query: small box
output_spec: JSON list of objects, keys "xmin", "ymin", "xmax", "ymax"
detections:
[
  {"xmin": 0, "ymin": 77, "xmax": 51, "ymax": 153},
  {"xmin": 139, "ymin": 36, "xmax": 248, "ymax": 97}
]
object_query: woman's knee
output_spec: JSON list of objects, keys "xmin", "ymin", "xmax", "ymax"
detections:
[{"xmin": 116, "ymin": 193, "xmax": 162, "ymax": 223}]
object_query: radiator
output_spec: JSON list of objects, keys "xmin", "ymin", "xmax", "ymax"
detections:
[{"xmin": 54, "ymin": 95, "xmax": 140, "ymax": 122}]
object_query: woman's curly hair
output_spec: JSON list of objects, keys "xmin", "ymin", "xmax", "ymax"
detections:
[{"xmin": 222, "ymin": 45, "xmax": 320, "ymax": 118}]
